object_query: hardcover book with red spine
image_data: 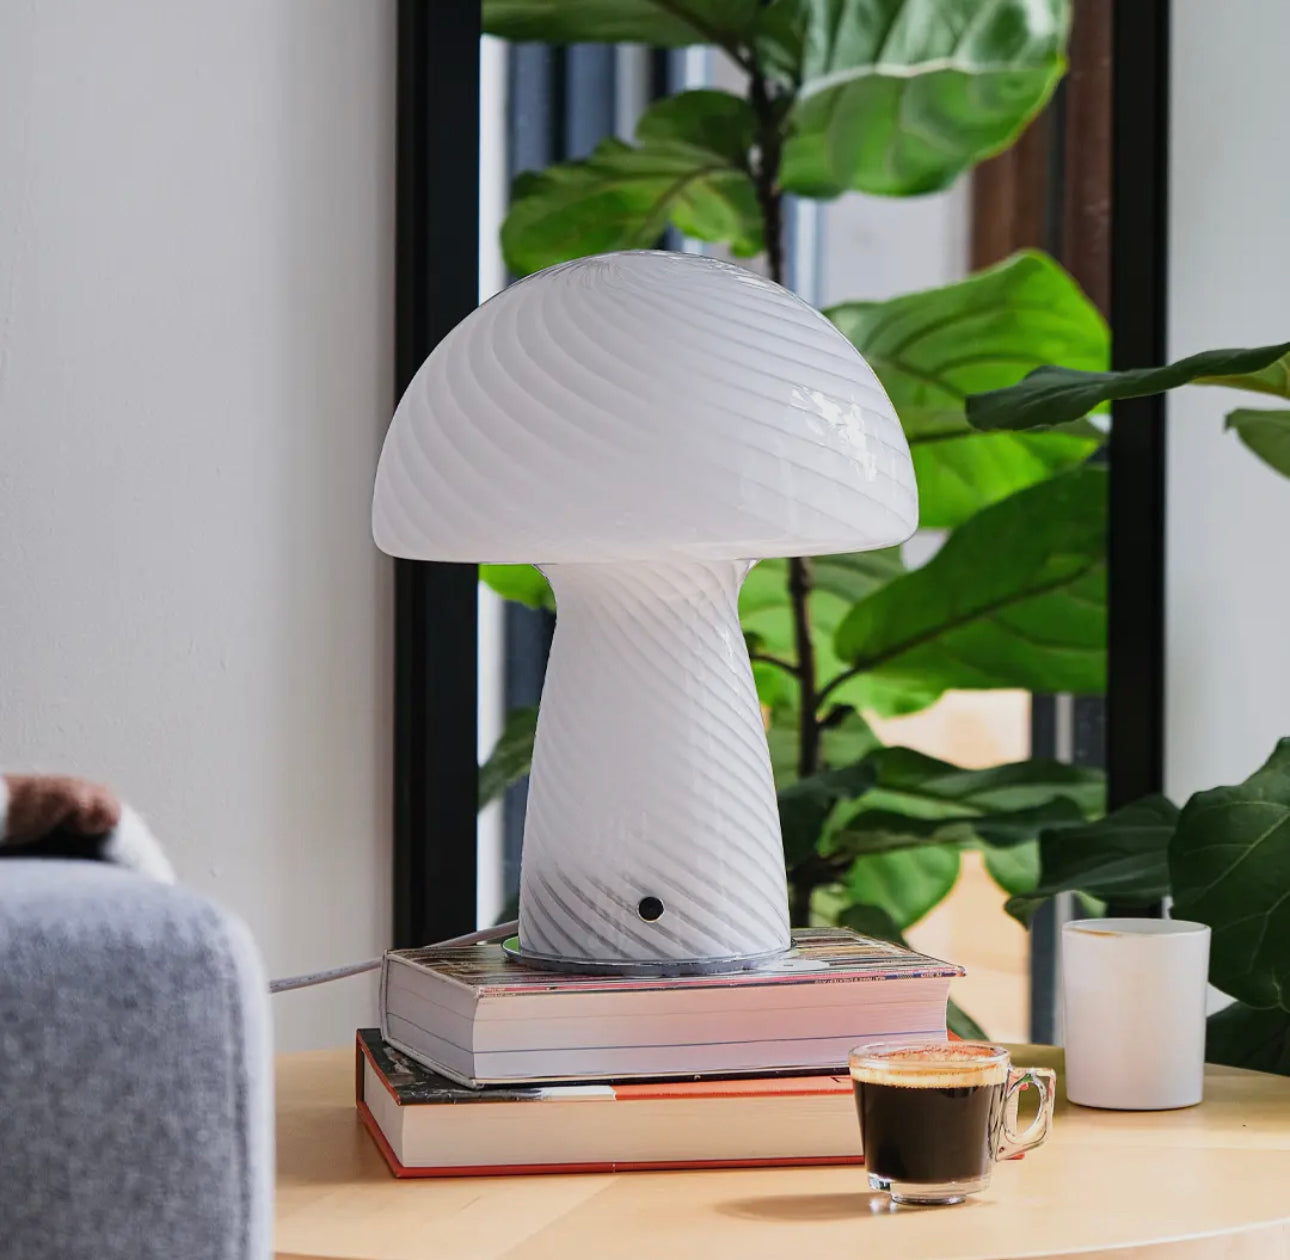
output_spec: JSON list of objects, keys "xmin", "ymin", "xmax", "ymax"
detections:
[{"xmin": 355, "ymin": 1030, "xmax": 869, "ymax": 1178}]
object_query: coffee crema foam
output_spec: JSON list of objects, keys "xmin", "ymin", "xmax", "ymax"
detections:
[{"xmin": 850, "ymin": 1044, "xmax": 1009, "ymax": 1088}]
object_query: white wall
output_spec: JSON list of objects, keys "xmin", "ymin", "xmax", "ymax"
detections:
[
  {"xmin": 1165, "ymin": 0, "xmax": 1290, "ymax": 802},
  {"xmin": 0, "ymin": 1, "xmax": 397, "ymax": 1051}
]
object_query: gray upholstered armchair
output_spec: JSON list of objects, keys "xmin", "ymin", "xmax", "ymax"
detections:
[{"xmin": 0, "ymin": 859, "xmax": 273, "ymax": 1259}]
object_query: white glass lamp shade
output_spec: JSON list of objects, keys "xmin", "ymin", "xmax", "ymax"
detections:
[{"xmin": 373, "ymin": 251, "xmax": 918, "ymax": 972}]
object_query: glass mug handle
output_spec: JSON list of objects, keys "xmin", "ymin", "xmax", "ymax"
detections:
[{"xmin": 999, "ymin": 1066, "xmax": 1056, "ymax": 1159}]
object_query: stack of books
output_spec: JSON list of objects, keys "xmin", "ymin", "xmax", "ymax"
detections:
[{"xmin": 359, "ymin": 926, "xmax": 961, "ymax": 1177}]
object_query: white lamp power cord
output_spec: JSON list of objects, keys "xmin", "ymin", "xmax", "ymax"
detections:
[{"xmin": 268, "ymin": 920, "xmax": 518, "ymax": 993}]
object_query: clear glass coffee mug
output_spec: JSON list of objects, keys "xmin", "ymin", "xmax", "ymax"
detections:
[{"xmin": 849, "ymin": 1042, "xmax": 1056, "ymax": 1205}]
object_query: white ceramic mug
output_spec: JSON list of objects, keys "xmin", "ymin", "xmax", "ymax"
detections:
[{"xmin": 1061, "ymin": 918, "xmax": 1211, "ymax": 1110}]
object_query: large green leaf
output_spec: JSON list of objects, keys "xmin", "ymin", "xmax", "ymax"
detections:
[
  {"xmin": 1005, "ymin": 795, "xmax": 1177, "ymax": 926},
  {"xmin": 478, "ymin": 707, "xmax": 539, "ymax": 809},
  {"xmin": 1226, "ymin": 409, "xmax": 1290, "ymax": 480},
  {"xmin": 844, "ymin": 844, "xmax": 962, "ymax": 929},
  {"xmin": 778, "ymin": 760, "xmax": 875, "ymax": 867},
  {"xmin": 827, "ymin": 798, "xmax": 1085, "ymax": 865},
  {"xmin": 1171, "ymin": 739, "xmax": 1290, "ymax": 1012},
  {"xmin": 502, "ymin": 91, "xmax": 762, "ymax": 276},
  {"xmin": 781, "ymin": 0, "xmax": 1068, "ymax": 198},
  {"xmin": 827, "ymin": 252, "xmax": 1106, "ymax": 526},
  {"xmin": 480, "ymin": 564, "xmax": 555, "ymax": 612},
  {"xmin": 834, "ymin": 467, "xmax": 1106, "ymax": 694},
  {"xmin": 820, "ymin": 747, "xmax": 1099, "ymax": 894},
  {"xmin": 983, "ymin": 840, "xmax": 1039, "ymax": 896},
  {"xmin": 483, "ymin": 0, "xmax": 759, "ymax": 49},
  {"xmin": 855, "ymin": 746, "xmax": 1104, "ymax": 821},
  {"xmin": 1206, "ymin": 1003, "xmax": 1290, "ymax": 1077},
  {"xmin": 967, "ymin": 343, "xmax": 1290, "ymax": 432},
  {"xmin": 742, "ymin": 550, "xmax": 939, "ymax": 719}
]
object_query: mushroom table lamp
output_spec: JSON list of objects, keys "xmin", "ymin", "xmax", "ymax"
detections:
[{"xmin": 374, "ymin": 251, "xmax": 917, "ymax": 975}]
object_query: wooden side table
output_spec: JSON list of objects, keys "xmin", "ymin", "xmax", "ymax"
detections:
[{"xmin": 275, "ymin": 1046, "xmax": 1290, "ymax": 1260}]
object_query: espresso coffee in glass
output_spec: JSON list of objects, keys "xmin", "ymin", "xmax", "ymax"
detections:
[{"xmin": 849, "ymin": 1042, "xmax": 1055, "ymax": 1205}]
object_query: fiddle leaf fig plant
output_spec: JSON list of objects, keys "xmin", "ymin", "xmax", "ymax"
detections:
[
  {"xmin": 474, "ymin": 0, "xmax": 1290, "ymax": 1073},
  {"xmin": 479, "ymin": 0, "xmax": 1115, "ymax": 1037}
]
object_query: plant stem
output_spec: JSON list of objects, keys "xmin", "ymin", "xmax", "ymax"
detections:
[
  {"xmin": 749, "ymin": 60, "xmax": 819, "ymax": 783},
  {"xmin": 749, "ymin": 69, "xmax": 785, "ymax": 290},
  {"xmin": 789, "ymin": 877, "xmax": 814, "ymax": 928},
  {"xmin": 788, "ymin": 556, "xmax": 820, "ymax": 777}
]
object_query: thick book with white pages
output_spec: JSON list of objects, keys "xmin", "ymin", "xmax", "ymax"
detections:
[
  {"xmin": 356, "ymin": 1030, "xmax": 865, "ymax": 1177},
  {"xmin": 380, "ymin": 927, "xmax": 961, "ymax": 1087}
]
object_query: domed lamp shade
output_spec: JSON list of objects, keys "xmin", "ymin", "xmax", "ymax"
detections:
[{"xmin": 374, "ymin": 251, "xmax": 917, "ymax": 975}]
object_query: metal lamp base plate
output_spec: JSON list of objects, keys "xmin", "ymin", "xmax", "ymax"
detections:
[{"xmin": 501, "ymin": 936, "xmax": 790, "ymax": 978}]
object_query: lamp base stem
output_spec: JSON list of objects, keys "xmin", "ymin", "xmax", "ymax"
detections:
[{"xmin": 519, "ymin": 558, "xmax": 792, "ymax": 968}]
